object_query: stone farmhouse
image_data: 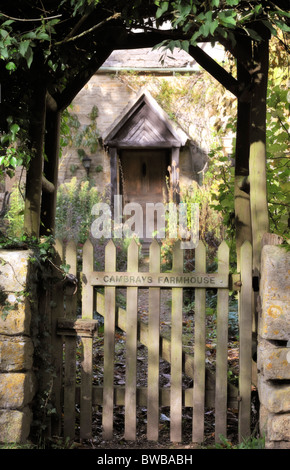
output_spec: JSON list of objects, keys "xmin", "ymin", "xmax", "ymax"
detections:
[
  {"xmin": 1, "ymin": 44, "xmax": 234, "ymax": 223},
  {"xmin": 58, "ymin": 45, "xmax": 230, "ymax": 209}
]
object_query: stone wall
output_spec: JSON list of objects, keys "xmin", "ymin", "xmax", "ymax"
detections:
[
  {"xmin": 0, "ymin": 250, "xmax": 37, "ymax": 443},
  {"xmin": 258, "ymin": 242, "xmax": 290, "ymax": 448},
  {"xmin": 58, "ymin": 74, "xmax": 136, "ymax": 187},
  {"xmin": 58, "ymin": 72, "xmax": 210, "ymax": 191}
]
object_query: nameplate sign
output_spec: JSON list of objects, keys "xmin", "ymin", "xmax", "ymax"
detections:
[{"xmin": 89, "ymin": 272, "xmax": 228, "ymax": 288}]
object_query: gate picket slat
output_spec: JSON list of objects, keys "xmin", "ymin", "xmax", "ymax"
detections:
[
  {"xmin": 170, "ymin": 242, "xmax": 183, "ymax": 443},
  {"xmin": 63, "ymin": 241, "xmax": 77, "ymax": 440},
  {"xmin": 102, "ymin": 240, "xmax": 116, "ymax": 440},
  {"xmin": 125, "ymin": 239, "xmax": 139, "ymax": 440},
  {"xmin": 80, "ymin": 238, "xmax": 94, "ymax": 440},
  {"xmin": 239, "ymin": 241, "xmax": 253, "ymax": 442},
  {"xmin": 192, "ymin": 240, "xmax": 206, "ymax": 443},
  {"xmin": 147, "ymin": 240, "xmax": 161, "ymax": 441},
  {"xmin": 215, "ymin": 240, "xmax": 229, "ymax": 442}
]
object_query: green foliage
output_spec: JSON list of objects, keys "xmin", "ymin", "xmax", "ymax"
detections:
[
  {"xmin": 60, "ymin": 104, "xmax": 100, "ymax": 159},
  {"xmin": 213, "ymin": 434, "xmax": 265, "ymax": 449},
  {"xmin": 55, "ymin": 177, "xmax": 102, "ymax": 244},
  {"xmin": 0, "ymin": 15, "xmax": 60, "ymax": 71},
  {"xmin": 4, "ymin": 184, "xmax": 24, "ymax": 238},
  {"xmin": 206, "ymin": 36, "xmax": 290, "ymax": 243},
  {"xmin": 266, "ymin": 50, "xmax": 290, "ymax": 236},
  {"xmin": 0, "ymin": 117, "xmax": 30, "ymax": 177},
  {"xmin": 154, "ymin": 0, "xmax": 290, "ymax": 49}
]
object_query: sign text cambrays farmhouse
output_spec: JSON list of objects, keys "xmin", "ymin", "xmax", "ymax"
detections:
[{"xmin": 88, "ymin": 272, "xmax": 228, "ymax": 288}]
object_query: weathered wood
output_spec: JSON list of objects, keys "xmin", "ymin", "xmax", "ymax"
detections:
[
  {"xmin": 53, "ymin": 238, "xmax": 244, "ymax": 444},
  {"xmin": 42, "ymin": 175, "xmax": 55, "ymax": 194},
  {"xmin": 102, "ymin": 240, "xmax": 116, "ymax": 440},
  {"xmin": 96, "ymin": 291, "xmax": 238, "ymax": 398},
  {"xmin": 170, "ymin": 241, "xmax": 183, "ymax": 443},
  {"xmin": 125, "ymin": 239, "xmax": 139, "ymax": 440},
  {"xmin": 215, "ymin": 241, "xmax": 230, "ymax": 443},
  {"xmin": 24, "ymin": 77, "xmax": 47, "ymax": 238},
  {"xmin": 41, "ymin": 110, "xmax": 61, "ymax": 236},
  {"xmin": 57, "ymin": 318, "xmax": 98, "ymax": 337},
  {"xmin": 249, "ymin": 141, "xmax": 269, "ymax": 275},
  {"xmin": 90, "ymin": 271, "xmax": 228, "ymax": 288},
  {"xmin": 75, "ymin": 386, "xmax": 239, "ymax": 408},
  {"xmin": 249, "ymin": 39, "xmax": 270, "ymax": 278},
  {"xmin": 109, "ymin": 147, "xmax": 118, "ymax": 208},
  {"xmin": 192, "ymin": 240, "xmax": 206, "ymax": 443},
  {"xmin": 234, "ymin": 39, "xmax": 252, "ymax": 272},
  {"xmin": 147, "ymin": 239, "xmax": 161, "ymax": 441},
  {"xmin": 239, "ymin": 241, "xmax": 253, "ymax": 442},
  {"xmin": 171, "ymin": 147, "xmax": 180, "ymax": 203},
  {"xmin": 80, "ymin": 239, "xmax": 94, "ymax": 440},
  {"xmin": 50, "ymin": 240, "xmax": 65, "ymax": 437},
  {"xmin": 46, "ymin": 92, "xmax": 58, "ymax": 112},
  {"xmin": 63, "ymin": 241, "xmax": 77, "ymax": 440}
]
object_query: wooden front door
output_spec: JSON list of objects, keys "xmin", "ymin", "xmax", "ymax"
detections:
[
  {"xmin": 121, "ymin": 150, "xmax": 168, "ymax": 205},
  {"xmin": 120, "ymin": 149, "xmax": 169, "ymax": 240}
]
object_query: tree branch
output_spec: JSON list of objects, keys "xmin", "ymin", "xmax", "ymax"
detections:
[
  {"xmin": 0, "ymin": 12, "xmax": 62, "ymax": 22},
  {"xmin": 55, "ymin": 13, "xmax": 121, "ymax": 46}
]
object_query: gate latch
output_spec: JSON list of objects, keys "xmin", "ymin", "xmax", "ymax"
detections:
[{"xmin": 229, "ymin": 273, "xmax": 242, "ymax": 291}]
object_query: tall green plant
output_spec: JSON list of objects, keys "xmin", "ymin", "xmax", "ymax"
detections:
[
  {"xmin": 55, "ymin": 177, "xmax": 101, "ymax": 244},
  {"xmin": 4, "ymin": 185, "xmax": 24, "ymax": 238}
]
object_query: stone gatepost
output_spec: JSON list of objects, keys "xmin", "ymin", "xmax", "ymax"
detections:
[
  {"xmin": 258, "ymin": 243, "xmax": 290, "ymax": 449},
  {"xmin": 0, "ymin": 250, "xmax": 37, "ymax": 443}
]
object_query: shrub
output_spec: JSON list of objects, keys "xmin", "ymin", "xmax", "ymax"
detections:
[{"xmin": 55, "ymin": 177, "xmax": 101, "ymax": 244}]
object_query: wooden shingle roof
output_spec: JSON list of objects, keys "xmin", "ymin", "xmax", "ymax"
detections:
[{"xmin": 103, "ymin": 89, "xmax": 189, "ymax": 148}]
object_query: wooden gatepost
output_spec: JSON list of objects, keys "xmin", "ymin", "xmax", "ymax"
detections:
[{"xmin": 53, "ymin": 237, "xmax": 253, "ymax": 445}]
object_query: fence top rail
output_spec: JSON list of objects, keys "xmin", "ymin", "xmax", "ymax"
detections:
[{"xmin": 87, "ymin": 271, "xmax": 229, "ymax": 288}]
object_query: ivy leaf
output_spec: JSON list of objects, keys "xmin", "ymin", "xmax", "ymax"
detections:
[
  {"xmin": 209, "ymin": 19, "xmax": 219, "ymax": 35},
  {"xmin": 190, "ymin": 30, "xmax": 202, "ymax": 46},
  {"xmin": 156, "ymin": 1, "xmax": 169, "ymax": 19},
  {"xmin": 273, "ymin": 20, "xmax": 290, "ymax": 32},
  {"xmin": 19, "ymin": 40, "xmax": 30, "ymax": 57},
  {"xmin": 261, "ymin": 20, "xmax": 277, "ymax": 36},
  {"xmin": 9, "ymin": 156, "xmax": 18, "ymax": 168},
  {"xmin": 22, "ymin": 31, "xmax": 37, "ymax": 40},
  {"xmin": 5, "ymin": 61, "xmax": 16, "ymax": 71},
  {"xmin": 1, "ymin": 20, "xmax": 14, "ymax": 27},
  {"xmin": 248, "ymin": 28, "xmax": 264, "ymax": 41},
  {"xmin": 10, "ymin": 123, "xmax": 20, "ymax": 139},
  {"xmin": 36, "ymin": 32, "xmax": 50, "ymax": 41},
  {"xmin": 181, "ymin": 40, "xmax": 189, "ymax": 52},
  {"xmin": 226, "ymin": 0, "xmax": 239, "ymax": 5},
  {"xmin": 218, "ymin": 11, "xmax": 237, "ymax": 27},
  {"xmin": 200, "ymin": 22, "xmax": 211, "ymax": 37},
  {"xmin": 25, "ymin": 46, "xmax": 33, "ymax": 68}
]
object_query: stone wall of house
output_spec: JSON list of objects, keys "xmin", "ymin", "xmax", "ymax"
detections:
[
  {"xmin": 0, "ymin": 250, "xmax": 37, "ymax": 443},
  {"xmin": 58, "ymin": 72, "xmax": 210, "ymax": 192},
  {"xmin": 58, "ymin": 74, "xmax": 136, "ymax": 188},
  {"xmin": 258, "ymin": 241, "xmax": 290, "ymax": 448}
]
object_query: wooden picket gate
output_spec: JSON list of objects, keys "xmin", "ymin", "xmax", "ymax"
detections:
[{"xmin": 50, "ymin": 237, "xmax": 253, "ymax": 445}]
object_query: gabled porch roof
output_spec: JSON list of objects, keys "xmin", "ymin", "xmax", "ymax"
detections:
[{"xmin": 103, "ymin": 89, "xmax": 189, "ymax": 149}]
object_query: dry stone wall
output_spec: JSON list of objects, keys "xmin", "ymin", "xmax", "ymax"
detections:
[
  {"xmin": 0, "ymin": 250, "xmax": 37, "ymax": 443},
  {"xmin": 258, "ymin": 243, "xmax": 290, "ymax": 448}
]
